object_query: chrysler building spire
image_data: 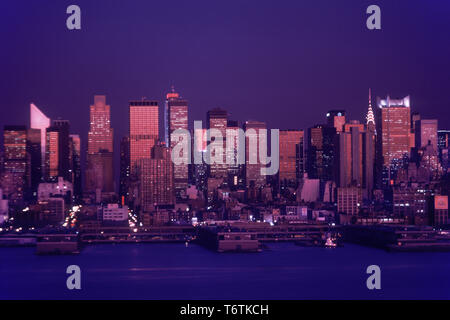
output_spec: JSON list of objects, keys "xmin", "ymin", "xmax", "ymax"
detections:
[{"xmin": 366, "ymin": 88, "xmax": 375, "ymax": 126}]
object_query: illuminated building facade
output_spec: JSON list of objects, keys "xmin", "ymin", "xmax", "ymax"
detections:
[
  {"xmin": 307, "ymin": 125, "xmax": 336, "ymax": 181},
  {"xmin": 30, "ymin": 103, "xmax": 50, "ymax": 175},
  {"xmin": 1, "ymin": 126, "xmax": 28, "ymax": 205},
  {"xmin": 207, "ymin": 108, "xmax": 228, "ymax": 180},
  {"xmin": 88, "ymin": 95, "xmax": 113, "ymax": 153},
  {"xmin": 165, "ymin": 88, "xmax": 188, "ymax": 199},
  {"xmin": 45, "ymin": 129, "xmax": 59, "ymax": 181},
  {"xmin": 86, "ymin": 95, "xmax": 114, "ymax": 195},
  {"xmin": 129, "ymin": 100, "xmax": 159, "ymax": 174},
  {"xmin": 326, "ymin": 110, "xmax": 346, "ymax": 133},
  {"xmin": 244, "ymin": 120, "xmax": 267, "ymax": 190},
  {"xmin": 376, "ymin": 95, "xmax": 412, "ymax": 184},
  {"xmin": 226, "ymin": 120, "xmax": 244, "ymax": 189},
  {"xmin": 139, "ymin": 145, "xmax": 174, "ymax": 210},
  {"xmin": 279, "ymin": 129, "xmax": 304, "ymax": 188},
  {"xmin": 45, "ymin": 120, "xmax": 71, "ymax": 182}
]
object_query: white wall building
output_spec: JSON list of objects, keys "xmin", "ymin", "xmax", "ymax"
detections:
[
  {"xmin": 38, "ymin": 177, "xmax": 73, "ymax": 201},
  {"xmin": 102, "ymin": 204, "xmax": 128, "ymax": 221}
]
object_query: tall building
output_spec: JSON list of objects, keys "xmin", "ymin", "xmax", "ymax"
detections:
[
  {"xmin": 69, "ymin": 134, "xmax": 81, "ymax": 198},
  {"xmin": 30, "ymin": 103, "xmax": 50, "ymax": 175},
  {"xmin": 129, "ymin": 100, "xmax": 159, "ymax": 174},
  {"xmin": 139, "ymin": 144, "xmax": 174, "ymax": 210},
  {"xmin": 27, "ymin": 128, "xmax": 42, "ymax": 192},
  {"xmin": 45, "ymin": 129, "xmax": 59, "ymax": 181},
  {"xmin": 1, "ymin": 126, "xmax": 28, "ymax": 205},
  {"xmin": 279, "ymin": 130, "xmax": 304, "ymax": 188},
  {"xmin": 244, "ymin": 120, "xmax": 267, "ymax": 190},
  {"xmin": 86, "ymin": 96, "xmax": 114, "ymax": 195},
  {"xmin": 337, "ymin": 122, "xmax": 365, "ymax": 187},
  {"xmin": 307, "ymin": 125, "xmax": 336, "ymax": 181},
  {"xmin": 165, "ymin": 88, "xmax": 188, "ymax": 199},
  {"xmin": 415, "ymin": 119, "xmax": 438, "ymax": 149},
  {"xmin": 88, "ymin": 95, "xmax": 113, "ymax": 153},
  {"xmin": 207, "ymin": 108, "xmax": 228, "ymax": 180},
  {"xmin": 376, "ymin": 95, "xmax": 412, "ymax": 184},
  {"xmin": 192, "ymin": 128, "xmax": 208, "ymax": 192},
  {"xmin": 326, "ymin": 110, "xmax": 346, "ymax": 133},
  {"xmin": 85, "ymin": 151, "xmax": 114, "ymax": 195},
  {"xmin": 336, "ymin": 121, "xmax": 375, "ymax": 199},
  {"xmin": 46, "ymin": 120, "xmax": 71, "ymax": 182},
  {"xmin": 226, "ymin": 120, "xmax": 244, "ymax": 189},
  {"xmin": 119, "ymin": 136, "xmax": 130, "ymax": 201}
]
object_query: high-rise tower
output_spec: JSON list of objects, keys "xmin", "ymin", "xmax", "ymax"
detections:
[
  {"xmin": 376, "ymin": 95, "xmax": 411, "ymax": 184},
  {"xmin": 30, "ymin": 103, "xmax": 50, "ymax": 175},
  {"xmin": 164, "ymin": 87, "xmax": 188, "ymax": 199},
  {"xmin": 86, "ymin": 95, "xmax": 114, "ymax": 196},
  {"xmin": 129, "ymin": 99, "xmax": 159, "ymax": 173},
  {"xmin": 88, "ymin": 95, "xmax": 113, "ymax": 154}
]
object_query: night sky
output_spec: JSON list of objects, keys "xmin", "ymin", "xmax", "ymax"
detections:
[{"xmin": 1, "ymin": 0, "xmax": 450, "ymax": 160}]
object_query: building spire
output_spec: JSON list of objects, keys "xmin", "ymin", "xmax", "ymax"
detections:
[{"xmin": 366, "ymin": 88, "xmax": 375, "ymax": 126}]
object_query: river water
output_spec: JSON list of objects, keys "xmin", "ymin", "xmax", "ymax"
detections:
[{"xmin": 1, "ymin": 243, "xmax": 449, "ymax": 299}]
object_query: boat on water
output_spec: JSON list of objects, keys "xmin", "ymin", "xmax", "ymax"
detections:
[{"xmin": 324, "ymin": 236, "xmax": 338, "ymax": 248}]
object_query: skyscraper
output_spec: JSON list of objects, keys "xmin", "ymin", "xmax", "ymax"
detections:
[
  {"xmin": 279, "ymin": 130, "xmax": 304, "ymax": 188},
  {"xmin": 139, "ymin": 144, "xmax": 174, "ymax": 210},
  {"xmin": 307, "ymin": 124, "xmax": 336, "ymax": 181},
  {"xmin": 164, "ymin": 88, "xmax": 188, "ymax": 199},
  {"xmin": 207, "ymin": 108, "xmax": 228, "ymax": 180},
  {"xmin": 415, "ymin": 119, "xmax": 438, "ymax": 149},
  {"xmin": 69, "ymin": 134, "xmax": 81, "ymax": 198},
  {"xmin": 45, "ymin": 120, "xmax": 71, "ymax": 182},
  {"xmin": 86, "ymin": 96, "xmax": 114, "ymax": 195},
  {"xmin": 336, "ymin": 121, "xmax": 375, "ymax": 198},
  {"xmin": 88, "ymin": 95, "xmax": 113, "ymax": 154},
  {"xmin": 376, "ymin": 95, "xmax": 412, "ymax": 183},
  {"xmin": 326, "ymin": 110, "xmax": 346, "ymax": 133},
  {"xmin": 193, "ymin": 128, "xmax": 208, "ymax": 192},
  {"xmin": 1, "ymin": 126, "xmax": 28, "ymax": 205},
  {"xmin": 85, "ymin": 151, "xmax": 114, "ymax": 195},
  {"xmin": 119, "ymin": 136, "xmax": 130, "ymax": 201},
  {"xmin": 226, "ymin": 120, "xmax": 244, "ymax": 189},
  {"xmin": 129, "ymin": 100, "xmax": 159, "ymax": 174},
  {"xmin": 45, "ymin": 129, "xmax": 59, "ymax": 181},
  {"xmin": 27, "ymin": 128, "xmax": 42, "ymax": 192},
  {"xmin": 30, "ymin": 103, "xmax": 50, "ymax": 176},
  {"xmin": 244, "ymin": 120, "xmax": 267, "ymax": 190}
]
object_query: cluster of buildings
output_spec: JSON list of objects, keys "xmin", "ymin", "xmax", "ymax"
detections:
[{"xmin": 0, "ymin": 88, "xmax": 449, "ymax": 230}]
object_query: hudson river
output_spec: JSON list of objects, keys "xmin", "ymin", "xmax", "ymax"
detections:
[{"xmin": 1, "ymin": 243, "xmax": 450, "ymax": 299}]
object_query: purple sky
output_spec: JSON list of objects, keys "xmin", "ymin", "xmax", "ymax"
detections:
[{"xmin": 1, "ymin": 0, "xmax": 449, "ymax": 156}]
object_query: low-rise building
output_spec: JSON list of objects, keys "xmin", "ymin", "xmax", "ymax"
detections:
[{"xmin": 102, "ymin": 204, "xmax": 129, "ymax": 222}]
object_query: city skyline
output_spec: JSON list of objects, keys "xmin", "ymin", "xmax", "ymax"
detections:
[
  {"xmin": 1, "ymin": 1, "xmax": 450, "ymax": 303},
  {"xmin": 1, "ymin": 1, "xmax": 450, "ymax": 151}
]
